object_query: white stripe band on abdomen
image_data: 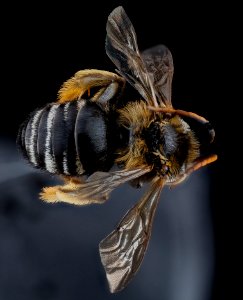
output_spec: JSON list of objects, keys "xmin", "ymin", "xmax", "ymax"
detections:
[
  {"xmin": 45, "ymin": 104, "xmax": 59, "ymax": 173},
  {"xmin": 28, "ymin": 108, "xmax": 44, "ymax": 166},
  {"xmin": 63, "ymin": 102, "xmax": 70, "ymax": 175}
]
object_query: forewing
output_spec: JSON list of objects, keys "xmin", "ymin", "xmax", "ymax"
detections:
[
  {"xmin": 99, "ymin": 178, "xmax": 164, "ymax": 293},
  {"xmin": 142, "ymin": 45, "xmax": 174, "ymax": 107},
  {"xmin": 56, "ymin": 167, "xmax": 151, "ymax": 205},
  {"xmin": 106, "ymin": 6, "xmax": 158, "ymax": 107}
]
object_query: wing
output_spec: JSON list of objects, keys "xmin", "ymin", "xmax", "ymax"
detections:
[
  {"xmin": 106, "ymin": 6, "xmax": 158, "ymax": 107},
  {"xmin": 41, "ymin": 167, "xmax": 151, "ymax": 205},
  {"xmin": 99, "ymin": 177, "xmax": 164, "ymax": 293},
  {"xmin": 106, "ymin": 6, "xmax": 173, "ymax": 108},
  {"xmin": 142, "ymin": 45, "xmax": 174, "ymax": 107}
]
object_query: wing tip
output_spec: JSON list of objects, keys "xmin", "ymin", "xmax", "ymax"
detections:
[
  {"xmin": 110, "ymin": 6, "xmax": 125, "ymax": 16},
  {"xmin": 107, "ymin": 6, "xmax": 128, "ymax": 24}
]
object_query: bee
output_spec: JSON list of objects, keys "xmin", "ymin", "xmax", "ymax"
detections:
[{"xmin": 17, "ymin": 6, "xmax": 217, "ymax": 293}]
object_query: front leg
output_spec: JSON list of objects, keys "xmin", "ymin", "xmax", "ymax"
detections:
[{"xmin": 57, "ymin": 69, "xmax": 125, "ymax": 106}]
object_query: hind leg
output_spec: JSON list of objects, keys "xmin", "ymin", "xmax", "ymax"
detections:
[
  {"xmin": 57, "ymin": 69, "xmax": 125, "ymax": 107},
  {"xmin": 40, "ymin": 175, "xmax": 84, "ymax": 204},
  {"xmin": 40, "ymin": 175, "xmax": 104, "ymax": 206}
]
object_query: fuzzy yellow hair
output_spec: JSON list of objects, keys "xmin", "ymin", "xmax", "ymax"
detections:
[
  {"xmin": 57, "ymin": 69, "xmax": 124, "ymax": 103},
  {"xmin": 116, "ymin": 101, "xmax": 152, "ymax": 168}
]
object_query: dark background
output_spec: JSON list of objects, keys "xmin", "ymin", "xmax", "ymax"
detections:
[{"xmin": 0, "ymin": 1, "xmax": 237, "ymax": 299}]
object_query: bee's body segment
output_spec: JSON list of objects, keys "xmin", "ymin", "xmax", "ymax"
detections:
[
  {"xmin": 18, "ymin": 101, "xmax": 80, "ymax": 175},
  {"xmin": 74, "ymin": 101, "xmax": 116, "ymax": 175},
  {"xmin": 18, "ymin": 69, "xmax": 127, "ymax": 178},
  {"xmin": 16, "ymin": 6, "xmax": 217, "ymax": 294},
  {"xmin": 18, "ymin": 98, "xmax": 120, "ymax": 177}
]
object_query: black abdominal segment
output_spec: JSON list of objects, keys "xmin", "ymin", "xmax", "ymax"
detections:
[
  {"xmin": 17, "ymin": 100, "xmax": 115, "ymax": 176},
  {"xmin": 75, "ymin": 103, "xmax": 113, "ymax": 175}
]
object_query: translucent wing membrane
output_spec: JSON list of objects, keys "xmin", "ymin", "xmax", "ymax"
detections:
[
  {"xmin": 106, "ymin": 6, "xmax": 158, "ymax": 107},
  {"xmin": 142, "ymin": 45, "xmax": 174, "ymax": 107},
  {"xmin": 99, "ymin": 178, "xmax": 164, "ymax": 293},
  {"xmin": 55, "ymin": 167, "xmax": 151, "ymax": 205},
  {"xmin": 106, "ymin": 6, "xmax": 174, "ymax": 108}
]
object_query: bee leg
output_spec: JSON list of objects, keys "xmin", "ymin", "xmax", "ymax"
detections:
[
  {"xmin": 57, "ymin": 69, "xmax": 125, "ymax": 104},
  {"xmin": 40, "ymin": 185, "xmax": 64, "ymax": 203},
  {"xmin": 129, "ymin": 178, "xmax": 143, "ymax": 188},
  {"xmin": 61, "ymin": 175, "xmax": 86, "ymax": 185},
  {"xmin": 39, "ymin": 175, "xmax": 104, "ymax": 206},
  {"xmin": 39, "ymin": 176, "xmax": 87, "ymax": 205},
  {"xmin": 40, "ymin": 184, "xmax": 84, "ymax": 205},
  {"xmin": 90, "ymin": 81, "xmax": 123, "ymax": 107}
]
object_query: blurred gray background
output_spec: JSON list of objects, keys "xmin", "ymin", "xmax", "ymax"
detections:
[{"xmin": 0, "ymin": 138, "xmax": 214, "ymax": 300}]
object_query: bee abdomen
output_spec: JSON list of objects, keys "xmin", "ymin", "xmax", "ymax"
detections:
[
  {"xmin": 17, "ymin": 101, "xmax": 84, "ymax": 176},
  {"xmin": 75, "ymin": 102, "xmax": 113, "ymax": 175}
]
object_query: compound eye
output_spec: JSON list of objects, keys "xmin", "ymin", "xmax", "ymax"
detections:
[{"xmin": 161, "ymin": 164, "xmax": 169, "ymax": 175}]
